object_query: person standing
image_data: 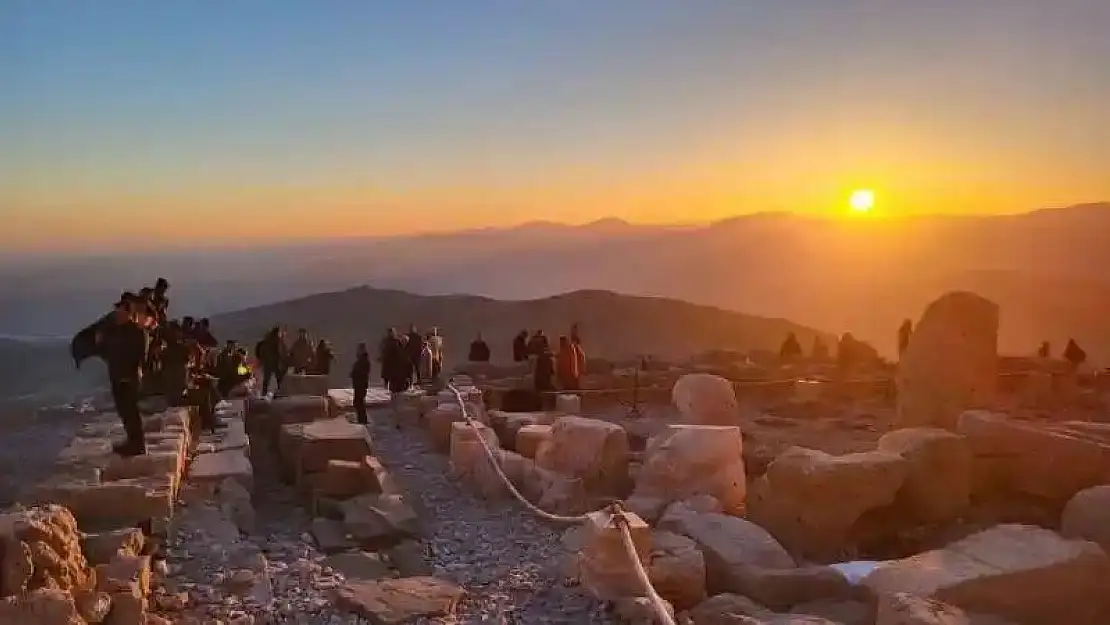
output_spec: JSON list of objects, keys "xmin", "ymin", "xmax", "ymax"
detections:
[
  {"xmin": 351, "ymin": 343, "xmax": 372, "ymax": 424},
  {"xmin": 255, "ymin": 326, "xmax": 288, "ymax": 395},
  {"xmin": 512, "ymin": 330, "xmax": 528, "ymax": 363},
  {"xmin": 405, "ymin": 325, "xmax": 424, "ymax": 384},
  {"xmin": 314, "ymin": 339, "xmax": 335, "ymax": 376},
  {"xmin": 469, "ymin": 332, "xmax": 491, "ymax": 362},
  {"xmin": 556, "ymin": 336, "xmax": 580, "ymax": 390},
  {"xmin": 534, "ymin": 346, "xmax": 557, "ymax": 398},
  {"xmin": 289, "ymin": 328, "xmax": 314, "ymax": 374},
  {"xmin": 427, "ymin": 327, "xmax": 444, "ymax": 380},
  {"xmin": 99, "ymin": 297, "xmax": 149, "ymax": 456},
  {"xmin": 380, "ymin": 328, "xmax": 409, "ymax": 395}
]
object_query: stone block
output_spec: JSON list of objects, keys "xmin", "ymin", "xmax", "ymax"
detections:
[
  {"xmin": 1061, "ymin": 485, "xmax": 1110, "ymax": 554},
  {"xmin": 342, "ymin": 494, "xmax": 420, "ymax": 550},
  {"xmin": 426, "ymin": 404, "xmax": 466, "ymax": 453},
  {"xmin": 298, "ymin": 418, "xmax": 374, "ymax": 474},
  {"xmin": 515, "ymin": 424, "xmax": 552, "ymax": 459},
  {"xmin": 311, "ymin": 518, "xmax": 355, "ymax": 554},
  {"xmin": 877, "ymin": 593, "xmax": 974, "ymax": 625},
  {"xmin": 81, "ymin": 528, "xmax": 145, "ymax": 566},
  {"xmin": 29, "ymin": 478, "xmax": 173, "ymax": 530},
  {"xmin": 189, "ymin": 450, "xmax": 253, "ymax": 492},
  {"xmin": 1, "ymin": 505, "xmax": 91, "ymax": 596},
  {"xmin": 632, "ymin": 424, "xmax": 746, "ymax": 517},
  {"xmin": 554, "ymin": 393, "xmax": 581, "ymax": 414},
  {"xmin": 269, "ymin": 396, "xmax": 330, "ymax": 425},
  {"xmin": 0, "ymin": 587, "xmax": 85, "ymax": 625},
  {"xmin": 335, "ymin": 576, "xmax": 464, "ymax": 623},
  {"xmin": 360, "ymin": 456, "xmax": 393, "ymax": 495},
  {"xmin": 878, "ymin": 428, "xmax": 971, "ymax": 524},
  {"xmin": 535, "ymin": 416, "xmax": 630, "ymax": 494},
  {"xmin": 449, "ymin": 421, "xmax": 499, "ymax": 477},
  {"xmin": 747, "ymin": 447, "xmax": 907, "ymax": 562},
  {"xmin": 958, "ymin": 410, "xmax": 1110, "ymax": 502},
  {"xmin": 896, "ymin": 291, "xmax": 999, "ymax": 430},
  {"xmin": 313, "ymin": 460, "xmax": 369, "ymax": 499},
  {"xmin": 578, "ymin": 510, "xmax": 651, "ymax": 600},
  {"xmin": 863, "ymin": 524, "xmax": 1110, "ymax": 625},
  {"xmin": 647, "ymin": 530, "xmax": 706, "ymax": 610},
  {"xmin": 277, "ymin": 373, "xmax": 329, "ymax": 397}
]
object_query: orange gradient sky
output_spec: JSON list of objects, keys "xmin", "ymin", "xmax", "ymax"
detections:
[{"xmin": 4, "ymin": 1, "xmax": 1109, "ymax": 253}]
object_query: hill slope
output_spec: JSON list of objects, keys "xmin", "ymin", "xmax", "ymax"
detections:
[{"xmin": 213, "ymin": 287, "xmax": 833, "ymax": 373}]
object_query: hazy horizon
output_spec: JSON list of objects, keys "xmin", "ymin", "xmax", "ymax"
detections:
[{"xmin": 5, "ymin": 1, "xmax": 1110, "ymax": 253}]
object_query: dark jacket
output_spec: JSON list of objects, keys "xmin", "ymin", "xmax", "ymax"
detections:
[
  {"xmin": 71, "ymin": 313, "xmax": 112, "ymax": 367},
  {"xmin": 511, "ymin": 334, "xmax": 528, "ymax": 362},
  {"xmin": 534, "ymin": 351, "xmax": 556, "ymax": 392},
  {"xmin": 256, "ymin": 334, "xmax": 287, "ymax": 368},
  {"xmin": 379, "ymin": 336, "xmax": 408, "ymax": 383},
  {"xmin": 527, "ymin": 334, "xmax": 549, "ymax": 357},
  {"xmin": 350, "ymin": 354, "xmax": 371, "ymax": 390},
  {"xmin": 101, "ymin": 320, "xmax": 149, "ymax": 382},
  {"xmin": 468, "ymin": 340, "xmax": 491, "ymax": 363}
]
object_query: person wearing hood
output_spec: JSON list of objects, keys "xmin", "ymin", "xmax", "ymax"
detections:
[
  {"xmin": 351, "ymin": 343, "xmax": 372, "ymax": 424},
  {"xmin": 289, "ymin": 328, "xmax": 314, "ymax": 374}
]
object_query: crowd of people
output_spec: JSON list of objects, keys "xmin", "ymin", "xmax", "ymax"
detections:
[
  {"xmin": 508, "ymin": 324, "xmax": 586, "ymax": 393},
  {"xmin": 71, "ymin": 279, "xmax": 251, "ymax": 457}
]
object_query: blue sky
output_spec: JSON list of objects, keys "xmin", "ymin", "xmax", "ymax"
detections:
[{"xmin": 2, "ymin": 0, "xmax": 1109, "ymax": 251}]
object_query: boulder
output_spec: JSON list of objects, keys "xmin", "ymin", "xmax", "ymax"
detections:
[
  {"xmin": 632, "ymin": 425, "xmax": 746, "ymax": 516},
  {"xmin": 958, "ymin": 410, "xmax": 1110, "ymax": 502},
  {"xmin": 277, "ymin": 373, "xmax": 329, "ymax": 397},
  {"xmin": 658, "ymin": 504, "xmax": 795, "ymax": 598},
  {"xmin": 323, "ymin": 551, "xmax": 391, "ymax": 581},
  {"xmin": 896, "ymin": 291, "xmax": 999, "ymax": 430},
  {"xmin": 335, "ymin": 576, "xmax": 464, "ymax": 623},
  {"xmin": 342, "ymin": 494, "xmax": 420, "ymax": 549},
  {"xmin": 878, "ymin": 428, "xmax": 971, "ymax": 524},
  {"xmin": 535, "ymin": 416, "xmax": 630, "ymax": 494},
  {"xmin": 672, "ymin": 374, "xmax": 739, "ymax": 426},
  {"xmin": 647, "ymin": 530, "xmax": 706, "ymax": 610},
  {"xmin": 747, "ymin": 447, "xmax": 907, "ymax": 561},
  {"xmin": 876, "ymin": 593, "xmax": 974, "ymax": 625},
  {"xmin": 1061, "ymin": 485, "xmax": 1110, "ymax": 553},
  {"xmin": 863, "ymin": 524, "xmax": 1110, "ymax": 625}
]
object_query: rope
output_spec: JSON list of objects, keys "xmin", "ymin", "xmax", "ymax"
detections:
[
  {"xmin": 443, "ymin": 379, "xmax": 677, "ymax": 624},
  {"xmin": 614, "ymin": 509, "xmax": 678, "ymax": 625}
]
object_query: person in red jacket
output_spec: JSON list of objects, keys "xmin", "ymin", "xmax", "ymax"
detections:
[{"xmin": 556, "ymin": 335, "xmax": 581, "ymax": 390}]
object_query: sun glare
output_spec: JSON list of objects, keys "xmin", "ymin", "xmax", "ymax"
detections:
[{"xmin": 849, "ymin": 189, "xmax": 875, "ymax": 213}]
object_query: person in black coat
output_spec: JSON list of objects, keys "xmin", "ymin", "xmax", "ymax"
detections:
[
  {"xmin": 379, "ymin": 328, "xmax": 410, "ymax": 394},
  {"xmin": 512, "ymin": 330, "xmax": 528, "ymax": 362},
  {"xmin": 468, "ymin": 333, "xmax": 491, "ymax": 363},
  {"xmin": 98, "ymin": 297, "xmax": 150, "ymax": 456},
  {"xmin": 351, "ymin": 343, "xmax": 372, "ymax": 424}
]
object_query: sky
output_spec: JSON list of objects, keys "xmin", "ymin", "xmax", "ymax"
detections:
[{"xmin": 2, "ymin": 0, "xmax": 1109, "ymax": 253}]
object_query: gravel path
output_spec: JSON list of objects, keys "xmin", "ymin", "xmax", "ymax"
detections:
[{"xmin": 368, "ymin": 406, "xmax": 617, "ymax": 625}]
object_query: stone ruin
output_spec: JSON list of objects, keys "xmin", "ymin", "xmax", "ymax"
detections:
[{"xmin": 433, "ymin": 290, "xmax": 1110, "ymax": 625}]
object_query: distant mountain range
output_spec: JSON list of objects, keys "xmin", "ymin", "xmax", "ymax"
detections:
[
  {"xmin": 2, "ymin": 202, "xmax": 1108, "ymax": 362},
  {"xmin": 212, "ymin": 287, "xmax": 832, "ymax": 378}
]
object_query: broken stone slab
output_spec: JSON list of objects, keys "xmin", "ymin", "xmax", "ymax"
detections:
[
  {"xmin": 269, "ymin": 395, "xmax": 330, "ymax": 426},
  {"xmin": 342, "ymin": 494, "xmax": 420, "ymax": 549},
  {"xmin": 896, "ymin": 291, "xmax": 999, "ymax": 430},
  {"xmin": 217, "ymin": 476, "xmax": 256, "ymax": 535},
  {"xmin": 28, "ymin": 477, "xmax": 173, "ymax": 531},
  {"xmin": 189, "ymin": 449, "xmax": 253, "ymax": 493},
  {"xmin": 863, "ymin": 524, "xmax": 1110, "ymax": 625},
  {"xmin": 554, "ymin": 393, "xmax": 581, "ymax": 414},
  {"xmin": 323, "ymin": 550, "xmax": 391, "ymax": 581},
  {"xmin": 1061, "ymin": 484, "xmax": 1110, "ymax": 554},
  {"xmin": 535, "ymin": 415, "xmax": 631, "ymax": 494},
  {"xmin": 311, "ymin": 459, "xmax": 370, "ymax": 499},
  {"xmin": 647, "ymin": 530, "xmax": 706, "ymax": 610},
  {"xmin": 658, "ymin": 502, "xmax": 795, "ymax": 598},
  {"xmin": 196, "ymin": 418, "xmax": 249, "ymax": 453},
  {"xmin": 277, "ymin": 373, "xmax": 329, "ymax": 397},
  {"xmin": 747, "ymin": 447, "xmax": 907, "ymax": 562},
  {"xmin": 386, "ymin": 541, "xmax": 433, "ymax": 577},
  {"xmin": 335, "ymin": 576, "xmax": 464, "ymax": 623},
  {"xmin": 298, "ymin": 418, "xmax": 374, "ymax": 475},
  {"xmin": 957, "ymin": 410, "xmax": 1110, "ymax": 503},
  {"xmin": 101, "ymin": 450, "xmax": 182, "ymax": 483}
]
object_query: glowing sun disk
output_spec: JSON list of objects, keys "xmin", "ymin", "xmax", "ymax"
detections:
[{"xmin": 849, "ymin": 189, "xmax": 875, "ymax": 212}]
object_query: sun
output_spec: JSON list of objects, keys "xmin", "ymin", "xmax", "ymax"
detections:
[{"xmin": 849, "ymin": 189, "xmax": 875, "ymax": 213}]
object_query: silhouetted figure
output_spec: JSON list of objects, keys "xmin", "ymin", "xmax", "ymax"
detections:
[
  {"xmin": 419, "ymin": 336, "xmax": 434, "ymax": 383},
  {"xmin": 380, "ymin": 328, "xmax": 410, "ymax": 394},
  {"xmin": 534, "ymin": 347, "xmax": 556, "ymax": 395},
  {"xmin": 195, "ymin": 318, "xmax": 218, "ymax": 349},
  {"xmin": 161, "ymin": 322, "xmax": 190, "ymax": 406},
  {"xmin": 314, "ymin": 339, "xmax": 334, "ymax": 376},
  {"xmin": 216, "ymin": 349, "xmax": 250, "ymax": 398},
  {"xmin": 512, "ymin": 331, "xmax": 528, "ymax": 362},
  {"xmin": 556, "ymin": 336, "xmax": 581, "ymax": 390},
  {"xmin": 527, "ymin": 330, "xmax": 549, "ymax": 358},
  {"xmin": 151, "ymin": 278, "xmax": 170, "ymax": 323},
  {"xmin": 289, "ymin": 328, "xmax": 314, "ymax": 374},
  {"xmin": 570, "ymin": 329, "xmax": 586, "ymax": 378},
  {"xmin": 469, "ymin": 333, "xmax": 491, "ymax": 362},
  {"xmin": 1038, "ymin": 341, "xmax": 1051, "ymax": 359},
  {"xmin": 1063, "ymin": 339, "xmax": 1087, "ymax": 369},
  {"xmin": 351, "ymin": 343, "xmax": 372, "ymax": 424},
  {"xmin": 570, "ymin": 323, "xmax": 582, "ymax": 346},
  {"xmin": 898, "ymin": 319, "xmax": 913, "ymax": 358},
  {"xmin": 405, "ymin": 325, "xmax": 424, "ymax": 383},
  {"xmin": 811, "ymin": 336, "xmax": 830, "ymax": 361},
  {"xmin": 99, "ymin": 298, "xmax": 149, "ymax": 456},
  {"xmin": 182, "ymin": 316, "xmax": 197, "ymax": 340},
  {"xmin": 778, "ymin": 332, "xmax": 803, "ymax": 362},
  {"xmin": 255, "ymin": 326, "xmax": 288, "ymax": 395}
]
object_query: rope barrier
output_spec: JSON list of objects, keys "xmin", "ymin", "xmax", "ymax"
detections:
[{"xmin": 443, "ymin": 378, "xmax": 677, "ymax": 624}]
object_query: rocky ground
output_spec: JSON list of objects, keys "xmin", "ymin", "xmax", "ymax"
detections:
[{"xmin": 153, "ymin": 403, "xmax": 616, "ymax": 624}]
